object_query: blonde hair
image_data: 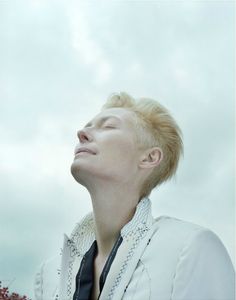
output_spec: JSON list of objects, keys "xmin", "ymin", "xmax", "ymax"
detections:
[{"xmin": 101, "ymin": 92, "xmax": 184, "ymax": 200}]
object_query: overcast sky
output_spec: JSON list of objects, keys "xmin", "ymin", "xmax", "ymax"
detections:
[{"xmin": 0, "ymin": 0, "xmax": 235, "ymax": 298}]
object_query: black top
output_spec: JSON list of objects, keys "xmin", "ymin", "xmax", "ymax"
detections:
[{"xmin": 73, "ymin": 233, "xmax": 123, "ymax": 300}]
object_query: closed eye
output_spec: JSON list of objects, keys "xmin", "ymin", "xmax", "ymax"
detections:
[{"xmin": 104, "ymin": 125, "xmax": 116, "ymax": 129}]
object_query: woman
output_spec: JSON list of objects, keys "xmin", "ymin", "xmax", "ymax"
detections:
[{"xmin": 34, "ymin": 92, "xmax": 235, "ymax": 300}]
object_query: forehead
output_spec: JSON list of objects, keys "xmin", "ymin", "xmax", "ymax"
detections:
[{"xmin": 86, "ymin": 108, "xmax": 136, "ymax": 127}]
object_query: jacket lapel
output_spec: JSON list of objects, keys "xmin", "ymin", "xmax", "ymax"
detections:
[
  {"xmin": 99, "ymin": 200, "xmax": 160, "ymax": 300},
  {"xmin": 58, "ymin": 233, "xmax": 82, "ymax": 300},
  {"xmin": 58, "ymin": 213, "xmax": 96, "ymax": 300}
]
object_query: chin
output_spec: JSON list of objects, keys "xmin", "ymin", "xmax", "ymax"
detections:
[
  {"xmin": 70, "ymin": 161, "xmax": 91, "ymax": 187},
  {"xmin": 70, "ymin": 163, "xmax": 84, "ymax": 186},
  {"xmin": 70, "ymin": 160, "xmax": 115, "ymax": 184},
  {"xmin": 70, "ymin": 160, "xmax": 79, "ymax": 178}
]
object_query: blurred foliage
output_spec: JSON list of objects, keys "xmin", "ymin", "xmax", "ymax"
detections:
[{"xmin": 0, "ymin": 281, "xmax": 31, "ymax": 300}]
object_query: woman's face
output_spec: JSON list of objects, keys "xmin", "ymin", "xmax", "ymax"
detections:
[{"xmin": 71, "ymin": 107, "xmax": 143, "ymax": 185}]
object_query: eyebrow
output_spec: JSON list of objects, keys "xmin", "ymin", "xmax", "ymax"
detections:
[{"xmin": 84, "ymin": 115, "xmax": 122, "ymax": 128}]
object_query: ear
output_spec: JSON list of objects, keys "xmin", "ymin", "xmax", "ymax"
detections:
[{"xmin": 139, "ymin": 147, "xmax": 163, "ymax": 169}]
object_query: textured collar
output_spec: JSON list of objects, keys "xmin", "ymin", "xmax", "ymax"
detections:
[
  {"xmin": 59, "ymin": 196, "xmax": 157, "ymax": 300},
  {"xmin": 69, "ymin": 196, "xmax": 154, "ymax": 254}
]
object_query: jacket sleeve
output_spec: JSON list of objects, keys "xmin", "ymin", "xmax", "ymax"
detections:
[
  {"xmin": 33, "ymin": 255, "xmax": 61, "ymax": 300},
  {"xmin": 171, "ymin": 228, "xmax": 235, "ymax": 300}
]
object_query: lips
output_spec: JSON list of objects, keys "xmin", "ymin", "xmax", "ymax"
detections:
[{"xmin": 74, "ymin": 147, "xmax": 96, "ymax": 155}]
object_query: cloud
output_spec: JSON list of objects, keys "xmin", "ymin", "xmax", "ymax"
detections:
[{"xmin": 67, "ymin": 3, "xmax": 113, "ymax": 85}]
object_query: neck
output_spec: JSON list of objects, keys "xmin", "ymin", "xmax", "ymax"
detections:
[{"xmin": 87, "ymin": 181, "xmax": 141, "ymax": 260}]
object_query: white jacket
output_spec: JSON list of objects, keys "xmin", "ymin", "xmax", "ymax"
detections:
[{"xmin": 34, "ymin": 197, "xmax": 235, "ymax": 300}]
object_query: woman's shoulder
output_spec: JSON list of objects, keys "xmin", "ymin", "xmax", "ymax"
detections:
[
  {"xmin": 154, "ymin": 214, "xmax": 209, "ymax": 232},
  {"xmin": 152, "ymin": 215, "xmax": 219, "ymax": 244},
  {"xmin": 144, "ymin": 215, "xmax": 234, "ymax": 271},
  {"xmin": 142, "ymin": 215, "xmax": 235, "ymax": 299}
]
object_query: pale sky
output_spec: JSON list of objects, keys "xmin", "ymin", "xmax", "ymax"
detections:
[{"xmin": 0, "ymin": 1, "xmax": 235, "ymax": 298}]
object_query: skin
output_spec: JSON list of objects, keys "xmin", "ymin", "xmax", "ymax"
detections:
[{"xmin": 71, "ymin": 107, "xmax": 163, "ymax": 264}]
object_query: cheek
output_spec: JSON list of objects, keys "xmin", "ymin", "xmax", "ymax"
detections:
[{"xmin": 102, "ymin": 137, "xmax": 137, "ymax": 166}]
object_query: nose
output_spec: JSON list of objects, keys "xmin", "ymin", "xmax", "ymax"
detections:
[{"xmin": 77, "ymin": 129, "xmax": 91, "ymax": 143}]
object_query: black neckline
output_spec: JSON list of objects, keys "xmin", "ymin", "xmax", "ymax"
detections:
[{"xmin": 73, "ymin": 233, "xmax": 123, "ymax": 300}]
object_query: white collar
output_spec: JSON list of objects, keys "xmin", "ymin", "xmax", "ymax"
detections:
[{"xmin": 69, "ymin": 196, "xmax": 154, "ymax": 256}]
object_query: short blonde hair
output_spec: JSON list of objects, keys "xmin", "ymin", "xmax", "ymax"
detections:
[{"xmin": 101, "ymin": 92, "xmax": 184, "ymax": 200}]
